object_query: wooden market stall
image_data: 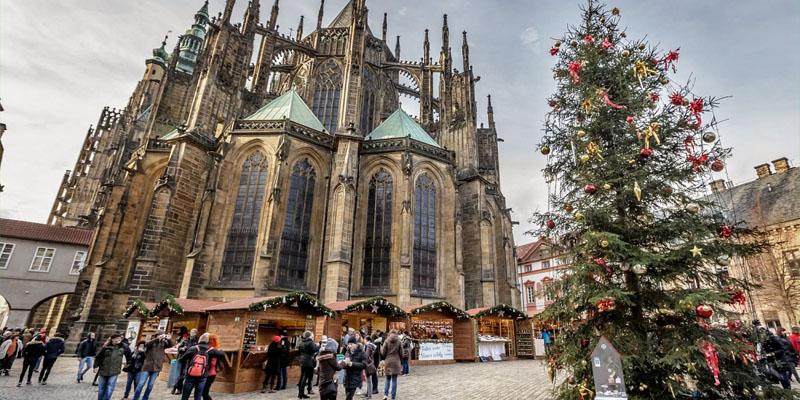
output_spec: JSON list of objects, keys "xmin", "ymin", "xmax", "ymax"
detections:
[
  {"xmin": 403, "ymin": 301, "xmax": 475, "ymax": 365},
  {"xmin": 201, "ymin": 292, "xmax": 335, "ymax": 394},
  {"xmin": 468, "ymin": 304, "xmax": 531, "ymax": 361},
  {"xmin": 121, "ymin": 300, "xmax": 156, "ymax": 344},
  {"xmin": 323, "ymin": 297, "xmax": 408, "ymax": 343}
]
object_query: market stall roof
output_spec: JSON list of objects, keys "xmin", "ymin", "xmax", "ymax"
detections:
[
  {"xmin": 467, "ymin": 304, "xmax": 528, "ymax": 320},
  {"xmin": 203, "ymin": 292, "xmax": 337, "ymax": 317},
  {"xmin": 122, "ymin": 300, "xmax": 157, "ymax": 318},
  {"xmin": 403, "ymin": 301, "xmax": 471, "ymax": 319},
  {"xmin": 150, "ymin": 296, "xmax": 224, "ymax": 316},
  {"xmin": 203, "ymin": 296, "xmax": 277, "ymax": 311},
  {"xmin": 327, "ymin": 297, "xmax": 407, "ymax": 317}
]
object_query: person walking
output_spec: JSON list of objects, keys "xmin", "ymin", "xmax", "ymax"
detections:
[
  {"xmin": 201, "ymin": 333, "xmax": 224, "ymax": 400},
  {"xmin": 133, "ymin": 330, "xmax": 174, "ymax": 400},
  {"xmin": 316, "ymin": 339, "xmax": 342, "ymax": 400},
  {"xmin": 314, "ymin": 335, "xmax": 328, "ymax": 387},
  {"xmin": 94, "ymin": 333, "xmax": 132, "ymax": 400},
  {"xmin": 342, "ymin": 336, "xmax": 367, "ymax": 400},
  {"xmin": 399, "ymin": 331, "xmax": 412, "ymax": 376},
  {"xmin": 0, "ymin": 332, "xmax": 21, "ymax": 376},
  {"xmin": 379, "ymin": 330, "xmax": 403, "ymax": 400},
  {"xmin": 363, "ymin": 335, "xmax": 378, "ymax": 399},
  {"xmin": 76, "ymin": 332, "xmax": 98, "ymax": 383},
  {"xmin": 776, "ymin": 327, "xmax": 799, "ymax": 387},
  {"xmin": 342, "ymin": 327, "xmax": 355, "ymax": 353},
  {"xmin": 297, "ymin": 330, "xmax": 318, "ymax": 399},
  {"xmin": 179, "ymin": 333, "xmax": 224, "ymax": 400},
  {"xmin": 123, "ymin": 341, "xmax": 146, "ymax": 399},
  {"xmin": 32, "ymin": 329, "xmax": 47, "ymax": 373},
  {"xmin": 261, "ymin": 336, "xmax": 283, "ymax": 393},
  {"xmin": 174, "ymin": 328, "xmax": 198, "ymax": 395},
  {"xmin": 790, "ymin": 327, "xmax": 800, "ymax": 383},
  {"xmin": 277, "ymin": 328, "xmax": 290, "ymax": 391},
  {"xmin": 17, "ymin": 334, "xmax": 45, "ymax": 386},
  {"xmin": 37, "ymin": 334, "xmax": 65, "ymax": 384},
  {"xmin": 370, "ymin": 333, "xmax": 382, "ymax": 396}
]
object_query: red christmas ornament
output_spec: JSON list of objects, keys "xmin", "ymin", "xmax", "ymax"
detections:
[
  {"xmin": 696, "ymin": 304, "xmax": 713, "ymax": 318},
  {"xmin": 670, "ymin": 93, "xmax": 684, "ymax": 106},
  {"xmin": 658, "ymin": 48, "xmax": 680, "ymax": 72},
  {"xmin": 725, "ymin": 288, "xmax": 747, "ymax": 314},
  {"xmin": 568, "ymin": 62, "xmax": 582, "ymax": 83},
  {"xmin": 549, "ymin": 47, "xmax": 559, "ymax": 56},
  {"xmin": 699, "ymin": 340, "xmax": 721, "ymax": 386},
  {"xmin": 718, "ymin": 226, "xmax": 733, "ymax": 238},
  {"xmin": 626, "ymin": 116, "xmax": 634, "ymax": 123},
  {"xmin": 601, "ymin": 37, "xmax": 613, "ymax": 49},
  {"xmin": 546, "ymin": 220, "xmax": 556, "ymax": 230},
  {"xmin": 597, "ymin": 298, "xmax": 615, "ymax": 312},
  {"xmin": 584, "ymin": 35, "xmax": 594, "ymax": 43},
  {"xmin": 565, "ymin": 205, "xmax": 573, "ymax": 212},
  {"xmin": 548, "ymin": 100, "xmax": 557, "ymax": 107},
  {"xmin": 663, "ymin": 185, "xmax": 674, "ymax": 193},
  {"xmin": 580, "ymin": 338, "xmax": 590, "ymax": 348},
  {"xmin": 688, "ymin": 98, "xmax": 704, "ymax": 127},
  {"xmin": 710, "ymin": 159, "xmax": 724, "ymax": 172},
  {"xmin": 649, "ymin": 93, "xmax": 660, "ymax": 102},
  {"xmin": 584, "ymin": 184, "xmax": 597, "ymax": 194},
  {"xmin": 594, "ymin": 257, "xmax": 611, "ymax": 276},
  {"xmin": 727, "ymin": 320, "xmax": 742, "ymax": 332},
  {"xmin": 640, "ymin": 148, "xmax": 653, "ymax": 158}
]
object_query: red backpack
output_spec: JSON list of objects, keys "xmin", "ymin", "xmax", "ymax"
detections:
[{"xmin": 187, "ymin": 346, "xmax": 208, "ymax": 377}]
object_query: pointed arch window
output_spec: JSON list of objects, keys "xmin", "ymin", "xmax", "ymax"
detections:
[
  {"xmin": 312, "ymin": 61, "xmax": 342, "ymax": 133},
  {"xmin": 360, "ymin": 67, "xmax": 377, "ymax": 134},
  {"xmin": 413, "ymin": 173, "xmax": 436, "ymax": 290},
  {"xmin": 362, "ymin": 169, "xmax": 393, "ymax": 288},
  {"xmin": 277, "ymin": 159, "xmax": 316, "ymax": 288},
  {"xmin": 221, "ymin": 151, "xmax": 269, "ymax": 281}
]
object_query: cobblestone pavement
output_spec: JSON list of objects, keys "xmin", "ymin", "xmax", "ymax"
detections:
[{"xmin": 0, "ymin": 358, "xmax": 557, "ymax": 400}]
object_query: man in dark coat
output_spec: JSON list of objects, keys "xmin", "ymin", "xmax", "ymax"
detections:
[
  {"xmin": 135, "ymin": 330, "xmax": 174, "ymax": 400},
  {"xmin": 17, "ymin": 334, "xmax": 45, "ymax": 386},
  {"xmin": 178, "ymin": 333, "xmax": 224, "ymax": 400},
  {"xmin": 342, "ymin": 336, "xmax": 367, "ymax": 400},
  {"xmin": 316, "ymin": 339, "xmax": 343, "ymax": 400},
  {"xmin": 773, "ymin": 327, "xmax": 799, "ymax": 389},
  {"xmin": 380, "ymin": 330, "xmax": 403, "ymax": 400},
  {"xmin": 277, "ymin": 327, "xmax": 290, "ymax": 390},
  {"xmin": 174, "ymin": 328, "xmax": 198, "ymax": 395},
  {"xmin": 261, "ymin": 336, "xmax": 283, "ymax": 393},
  {"xmin": 94, "ymin": 333, "xmax": 132, "ymax": 400},
  {"xmin": 76, "ymin": 332, "xmax": 98, "ymax": 382},
  {"xmin": 38, "ymin": 335, "xmax": 65, "ymax": 384},
  {"xmin": 297, "ymin": 330, "xmax": 319, "ymax": 398}
]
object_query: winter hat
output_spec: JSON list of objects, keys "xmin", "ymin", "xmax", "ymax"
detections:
[
  {"xmin": 110, "ymin": 333, "xmax": 122, "ymax": 339},
  {"xmin": 272, "ymin": 335, "xmax": 281, "ymax": 343},
  {"xmin": 324, "ymin": 339, "xmax": 338, "ymax": 353},
  {"xmin": 303, "ymin": 330, "xmax": 313, "ymax": 339},
  {"xmin": 347, "ymin": 336, "xmax": 358, "ymax": 345}
]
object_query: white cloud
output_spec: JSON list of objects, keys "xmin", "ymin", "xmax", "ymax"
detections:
[
  {"xmin": 520, "ymin": 26, "xmax": 540, "ymax": 46},
  {"xmin": 398, "ymin": 7, "xmax": 407, "ymax": 16}
]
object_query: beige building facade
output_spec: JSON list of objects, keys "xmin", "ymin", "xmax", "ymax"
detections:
[{"xmin": 49, "ymin": 0, "xmax": 519, "ymax": 343}]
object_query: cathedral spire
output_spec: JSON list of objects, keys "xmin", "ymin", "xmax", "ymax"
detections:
[
  {"xmin": 487, "ymin": 94, "xmax": 494, "ymax": 127},
  {"xmin": 423, "ymin": 29, "xmax": 430, "ymax": 64},
  {"xmin": 175, "ymin": 0, "xmax": 209, "ymax": 74},
  {"xmin": 269, "ymin": 0, "xmax": 280, "ymax": 30},
  {"xmin": 316, "ymin": 0, "xmax": 325, "ymax": 30},
  {"xmin": 395, "ymin": 35, "xmax": 401, "ymax": 59},
  {"xmin": 296, "ymin": 15, "xmax": 304, "ymax": 40},
  {"xmin": 222, "ymin": 0, "xmax": 235, "ymax": 23},
  {"xmin": 243, "ymin": 0, "xmax": 260, "ymax": 37},
  {"xmin": 382, "ymin": 13, "xmax": 387, "ymax": 42},
  {"xmin": 148, "ymin": 34, "xmax": 170, "ymax": 67},
  {"xmin": 441, "ymin": 14, "xmax": 449, "ymax": 52},
  {"xmin": 462, "ymin": 30, "xmax": 470, "ymax": 72}
]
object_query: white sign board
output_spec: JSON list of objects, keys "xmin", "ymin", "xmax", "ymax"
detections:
[
  {"xmin": 125, "ymin": 320, "xmax": 141, "ymax": 343},
  {"xmin": 417, "ymin": 342, "xmax": 454, "ymax": 361}
]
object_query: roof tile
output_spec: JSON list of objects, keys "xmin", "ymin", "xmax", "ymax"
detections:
[{"xmin": 0, "ymin": 218, "xmax": 93, "ymax": 246}]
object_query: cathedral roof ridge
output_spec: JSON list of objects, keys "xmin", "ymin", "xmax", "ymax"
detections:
[
  {"xmin": 243, "ymin": 88, "xmax": 327, "ymax": 133},
  {"xmin": 365, "ymin": 108, "xmax": 440, "ymax": 148}
]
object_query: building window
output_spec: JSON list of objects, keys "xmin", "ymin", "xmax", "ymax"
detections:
[
  {"xmin": 0, "ymin": 243, "xmax": 14, "ymax": 269},
  {"xmin": 785, "ymin": 249, "xmax": 800, "ymax": 278},
  {"xmin": 221, "ymin": 151, "xmax": 269, "ymax": 281},
  {"xmin": 541, "ymin": 260, "xmax": 550, "ymax": 269},
  {"xmin": 543, "ymin": 279, "xmax": 553, "ymax": 301},
  {"xmin": 527, "ymin": 286, "xmax": 535, "ymax": 303},
  {"xmin": 413, "ymin": 173, "xmax": 436, "ymax": 291},
  {"xmin": 536, "ymin": 282, "xmax": 543, "ymax": 299},
  {"xmin": 362, "ymin": 169, "xmax": 393, "ymax": 288},
  {"xmin": 277, "ymin": 159, "xmax": 316, "ymax": 288},
  {"xmin": 312, "ymin": 60, "xmax": 342, "ymax": 133},
  {"xmin": 70, "ymin": 251, "xmax": 87, "ymax": 275},
  {"xmin": 524, "ymin": 264, "xmax": 532, "ymax": 272},
  {"xmin": 29, "ymin": 247, "xmax": 56, "ymax": 273},
  {"xmin": 359, "ymin": 67, "xmax": 377, "ymax": 134}
]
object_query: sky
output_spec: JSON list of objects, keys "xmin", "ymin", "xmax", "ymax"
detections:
[{"xmin": 1, "ymin": 0, "xmax": 798, "ymax": 245}]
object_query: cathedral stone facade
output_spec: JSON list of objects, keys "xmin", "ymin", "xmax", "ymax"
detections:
[{"xmin": 49, "ymin": 0, "xmax": 519, "ymax": 341}]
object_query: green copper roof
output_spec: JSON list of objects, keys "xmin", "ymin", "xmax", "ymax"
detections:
[
  {"xmin": 365, "ymin": 108, "xmax": 440, "ymax": 147},
  {"xmin": 148, "ymin": 36, "xmax": 170, "ymax": 65},
  {"xmin": 160, "ymin": 128, "xmax": 180, "ymax": 140},
  {"xmin": 244, "ymin": 88, "xmax": 327, "ymax": 133}
]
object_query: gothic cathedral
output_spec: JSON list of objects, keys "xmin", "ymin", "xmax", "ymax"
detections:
[{"xmin": 49, "ymin": 0, "xmax": 519, "ymax": 339}]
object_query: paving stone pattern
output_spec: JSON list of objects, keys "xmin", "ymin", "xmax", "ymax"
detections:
[{"xmin": 0, "ymin": 358, "xmax": 558, "ymax": 400}]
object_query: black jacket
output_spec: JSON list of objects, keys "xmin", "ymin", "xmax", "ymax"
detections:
[
  {"xmin": 297, "ymin": 337, "xmax": 319, "ymax": 368},
  {"xmin": 76, "ymin": 338, "xmax": 97, "ymax": 358},
  {"xmin": 343, "ymin": 346, "xmax": 367, "ymax": 389},
  {"xmin": 279, "ymin": 336, "xmax": 290, "ymax": 365},
  {"xmin": 264, "ymin": 341, "xmax": 283, "ymax": 373},
  {"xmin": 22, "ymin": 342, "xmax": 46, "ymax": 361},
  {"xmin": 179, "ymin": 343, "xmax": 225, "ymax": 378},
  {"xmin": 44, "ymin": 337, "xmax": 65, "ymax": 360},
  {"xmin": 123, "ymin": 348, "xmax": 146, "ymax": 373}
]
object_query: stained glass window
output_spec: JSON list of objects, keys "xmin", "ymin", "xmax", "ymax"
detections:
[
  {"xmin": 413, "ymin": 173, "xmax": 436, "ymax": 290},
  {"xmin": 362, "ymin": 169, "xmax": 393, "ymax": 288},
  {"xmin": 277, "ymin": 159, "xmax": 316, "ymax": 288},
  {"xmin": 312, "ymin": 61, "xmax": 342, "ymax": 133}
]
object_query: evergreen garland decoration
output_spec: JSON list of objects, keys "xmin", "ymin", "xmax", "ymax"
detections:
[
  {"xmin": 408, "ymin": 301, "xmax": 471, "ymax": 319},
  {"xmin": 122, "ymin": 299, "xmax": 150, "ymax": 318},
  {"xmin": 150, "ymin": 294, "xmax": 184, "ymax": 316},
  {"xmin": 473, "ymin": 304, "xmax": 528, "ymax": 320},
  {"xmin": 343, "ymin": 297, "xmax": 408, "ymax": 317},
  {"xmin": 247, "ymin": 291, "xmax": 336, "ymax": 318}
]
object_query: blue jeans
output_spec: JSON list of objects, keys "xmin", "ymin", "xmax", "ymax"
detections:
[
  {"xmin": 180, "ymin": 376, "xmax": 206, "ymax": 400},
  {"xmin": 133, "ymin": 370, "xmax": 159, "ymax": 400},
  {"xmin": 279, "ymin": 365, "xmax": 288, "ymax": 389},
  {"xmin": 401, "ymin": 358, "xmax": 409, "ymax": 374},
  {"xmin": 97, "ymin": 375, "xmax": 118, "ymax": 400},
  {"xmin": 34, "ymin": 356, "xmax": 43, "ymax": 371},
  {"xmin": 383, "ymin": 375, "xmax": 397, "ymax": 399},
  {"xmin": 78, "ymin": 356, "xmax": 94, "ymax": 380},
  {"xmin": 124, "ymin": 371, "xmax": 137, "ymax": 398}
]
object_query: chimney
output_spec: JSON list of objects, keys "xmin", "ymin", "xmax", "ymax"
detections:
[
  {"xmin": 754, "ymin": 163, "xmax": 772, "ymax": 179},
  {"xmin": 709, "ymin": 179, "xmax": 726, "ymax": 194},
  {"xmin": 772, "ymin": 157, "xmax": 790, "ymax": 174}
]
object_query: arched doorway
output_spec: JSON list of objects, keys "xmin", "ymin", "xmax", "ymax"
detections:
[
  {"xmin": 0, "ymin": 296, "xmax": 9, "ymax": 328},
  {"xmin": 26, "ymin": 293, "xmax": 72, "ymax": 337}
]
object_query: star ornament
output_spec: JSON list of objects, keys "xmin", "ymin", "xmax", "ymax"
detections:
[
  {"xmin": 690, "ymin": 245, "xmax": 703, "ymax": 258},
  {"xmin": 497, "ymin": 310, "xmax": 505, "ymax": 318},
  {"xmin": 371, "ymin": 304, "xmax": 379, "ymax": 314}
]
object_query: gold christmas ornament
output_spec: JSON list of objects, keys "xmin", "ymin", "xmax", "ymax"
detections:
[
  {"xmin": 600, "ymin": 240, "xmax": 610, "ymax": 248},
  {"xmin": 716, "ymin": 254, "xmax": 731, "ymax": 266},
  {"xmin": 702, "ymin": 131, "xmax": 717, "ymax": 143},
  {"xmin": 540, "ymin": 145, "xmax": 551, "ymax": 155},
  {"xmin": 638, "ymin": 43, "xmax": 646, "ymax": 50},
  {"xmin": 690, "ymin": 245, "xmax": 703, "ymax": 258},
  {"xmin": 577, "ymin": 130, "xmax": 586, "ymax": 137},
  {"xmin": 599, "ymin": 17, "xmax": 606, "ymax": 23},
  {"xmin": 570, "ymin": 39, "xmax": 579, "ymax": 47},
  {"xmin": 580, "ymin": 154, "xmax": 590, "ymax": 163},
  {"xmin": 612, "ymin": 7, "xmax": 620, "ymax": 16},
  {"xmin": 632, "ymin": 264, "xmax": 647, "ymax": 275},
  {"xmin": 574, "ymin": 212, "xmax": 585, "ymax": 221},
  {"xmin": 603, "ymin": 183, "xmax": 611, "ymax": 190},
  {"xmin": 661, "ymin": 77, "xmax": 671, "ymax": 85},
  {"xmin": 554, "ymin": 40, "xmax": 562, "ymax": 48},
  {"xmin": 633, "ymin": 181, "xmax": 642, "ymax": 202},
  {"xmin": 621, "ymin": 49, "xmax": 630, "ymax": 57},
  {"xmin": 685, "ymin": 202, "xmax": 701, "ymax": 213}
]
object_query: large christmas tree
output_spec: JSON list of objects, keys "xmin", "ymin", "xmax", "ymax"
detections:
[{"xmin": 533, "ymin": 3, "xmax": 794, "ymax": 399}]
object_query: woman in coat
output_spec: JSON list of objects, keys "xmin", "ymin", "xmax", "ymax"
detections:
[
  {"xmin": 316, "ymin": 339, "xmax": 343, "ymax": 400},
  {"xmin": 297, "ymin": 330, "xmax": 319, "ymax": 398},
  {"xmin": 18, "ymin": 334, "xmax": 45, "ymax": 386},
  {"xmin": 379, "ymin": 330, "xmax": 403, "ymax": 400},
  {"xmin": 0, "ymin": 333, "xmax": 22, "ymax": 376},
  {"xmin": 123, "ymin": 341, "xmax": 146, "ymax": 399},
  {"xmin": 38, "ymin": 335, "xmax": 65, "ymax": 384},
  {"xmin": 342, "ymin": 337, "xmax": 367, "ymax": 400},
  {"xmin": 261, "ymin": 336, "xmax": 283, "ymax": 393}
]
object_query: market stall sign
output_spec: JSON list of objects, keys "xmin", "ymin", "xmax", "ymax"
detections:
[
  {"xmin": 418, "ymin": 342, "xmax": 454, "ymax": 361},
  {"xmin": 591, "ymin": 336, "xmax": 627, "ymax": 400}
]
